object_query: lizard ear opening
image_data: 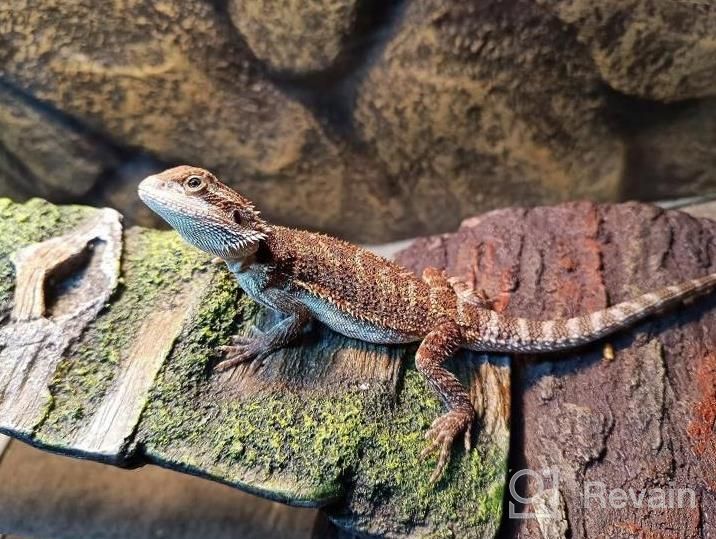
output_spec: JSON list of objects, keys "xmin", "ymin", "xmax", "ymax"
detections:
[{"xmin": 231, "ymin": 209, "xmax": 242, "ymax": 225}]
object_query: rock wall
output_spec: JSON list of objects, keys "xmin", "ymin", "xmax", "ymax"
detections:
[{"xmin": 1, "ymin": 1, "xmax": 715, "ymax": 242}]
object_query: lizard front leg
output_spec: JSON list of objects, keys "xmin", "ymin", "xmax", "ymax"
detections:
[
  {"xmin": 416, "ymin": 319, "xmax": 475, "ymax": 484},
  {"xmin": 216, "ymin": 288, "xmax": 310, "ymax": 371}
]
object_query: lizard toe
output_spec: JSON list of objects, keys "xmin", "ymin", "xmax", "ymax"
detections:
[
  {"xmin": 230, "ymin": 335, "xmax": 256, "ymax": 346},
  {"xmin": 421, "ymin": 409, "xmax": 474, "ymax": 484},
  {"xmin": 214, "ymin": 358, "xmax": 242, "ymax": 372},
  {"xmin": 215, "ymin": 342, "xmax": 264, "ymax": 370},
  {"xmin": 230, "ymin": 326, "xmax": 265, "ymax": 345},
  {"xmin": 429, "ymin": 439, "xmax": 452, "ymax": 485}
]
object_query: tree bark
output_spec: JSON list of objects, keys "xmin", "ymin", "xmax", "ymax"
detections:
[{"xmin": 397, "ymin": 201, "xmax": 716, "ymax": 539}]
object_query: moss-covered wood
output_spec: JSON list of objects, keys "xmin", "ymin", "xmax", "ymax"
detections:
[{"xmin": 0, "ymin": 198, "xmax": 510, "ymax": 538}]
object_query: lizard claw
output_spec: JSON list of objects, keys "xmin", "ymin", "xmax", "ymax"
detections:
[
  {"xmin": 215, "ymin": 332, "xmax": 267, "ymax": 371},
  {"xmin": 228, "ymin": 336, "xmax": 253, "ymax": 346},
  {"xmin": 420, "ymin": 409, "xmax": 474, "ymax": 484},
  {"xmin": 230, "ymin": 326, "xmax": 265, "ymax": 345},
  {"xmin": 602, "ymin": 342, "xmax": 615, "ymax": 362}
]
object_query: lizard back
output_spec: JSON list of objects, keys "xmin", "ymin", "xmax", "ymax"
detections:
[{"xmin": 263, "ymin": 226, "xmax": 434, "ymax": 338}]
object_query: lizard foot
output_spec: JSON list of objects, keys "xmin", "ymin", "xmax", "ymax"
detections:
[
  {"xmin": 215, "ymin": 327, "xmax": 268, "ymax": 371},
  {"xmin": 420, "ymin": 409, "xmax": 474, "ymax": 484}
]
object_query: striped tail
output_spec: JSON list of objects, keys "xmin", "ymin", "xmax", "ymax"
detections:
[{"xmin": 465, "ymin": 273, "xmax": 716, "ymax": 353}]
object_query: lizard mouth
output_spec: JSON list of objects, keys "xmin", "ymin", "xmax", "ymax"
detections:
[
  {"xmin": 137, "ymin": 175, "xmax": 182, "ymax": 217},
  {"xmin": 137, "ymin": 175, "xmax": 188, "ymax": 227},
  {"xmin": 137, "ymin": 175, "xmax": 165, "ymax": 202}
]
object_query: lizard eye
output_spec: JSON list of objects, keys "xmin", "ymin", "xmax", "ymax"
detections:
[{"xmin": 185, "ymin": 175, "xmax": 205, "ymax": 192}]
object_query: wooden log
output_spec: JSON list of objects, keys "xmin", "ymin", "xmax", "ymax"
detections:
[
  {"xmin": 5, "ymin": 196, "xmax": 712, "ymax": 537},
  {"xmin": 0, "ymin": 198, "xmax": 509, "ymax": 538}
]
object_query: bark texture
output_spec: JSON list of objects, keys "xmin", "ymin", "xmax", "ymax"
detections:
[
  {"xmin": 397, "ymin": 201, "xmax": 716, "ymax": 538},
  {"xmin": 1, "ymin": 1, "xmax": 716, "ymax": 241}
]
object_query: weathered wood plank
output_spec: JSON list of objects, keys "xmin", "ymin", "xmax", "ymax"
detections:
[
  {"xmin": 0, "ymin": 206, "xmax": 121, "ymax": 439},
  {"xmin": 73, "ymin": 273, "xmax": 211, "ymax": 461},
  {"xmin": 137, "ymin": 273, "xmax": 509, "ymax": 536},
  {"xmin": 0, "ymin": 199, "xmax": 509, "ymax": 538}
]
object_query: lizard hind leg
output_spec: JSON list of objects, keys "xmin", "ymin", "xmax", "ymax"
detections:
[{"xmin": 415, "ymin": 319, "xmax": 475, "ymax": 484}]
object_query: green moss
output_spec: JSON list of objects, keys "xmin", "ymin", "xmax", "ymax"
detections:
[
  {"xmin": 138, "ymin": 269, "xmax": 243, "ymax": 451},
  {"xmin": 0, "ymin": 198, "xmax": 507, "ymax": 535},
  {"xmin": 38, "ymin": 228, "xmax": 208, "ymax": 442},
  {"xmin": 0, "ymin": 198, "xmax": 93, "ymax": 313},
  {"xmin": 140, "ymin": 272, "xmax": 381, "ymax": 500},
  {"xmin": 345, "ymin": 362, "xmax": 507, "ymax": 536},
  {"xmin": 140, "ymin": 271, "xmax": 507, "ymax": 535}
]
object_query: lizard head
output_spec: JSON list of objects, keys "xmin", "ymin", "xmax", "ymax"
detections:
[{"xmin": 138, "ymin": 165, "xmax": 271, "ymax": 261}]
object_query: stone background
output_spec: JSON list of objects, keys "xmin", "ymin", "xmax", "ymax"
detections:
[{"xmin": 1, "ymin": 0, "xmax": 716, "ymax": 242}]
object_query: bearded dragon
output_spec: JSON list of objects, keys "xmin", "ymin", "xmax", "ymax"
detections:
[{"xmin": 138, "ymin": 166, "xmax": 716, "ymax": 483}]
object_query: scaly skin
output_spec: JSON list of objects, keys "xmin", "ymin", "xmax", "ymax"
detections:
[{"xmin": 139, "ymin": 165, "xmax": 716, "ymax": 483}]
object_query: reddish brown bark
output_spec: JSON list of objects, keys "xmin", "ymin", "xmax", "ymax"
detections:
[{"xmin": 397, "ymin": 201, "xmax": 716, "ymax": 538}]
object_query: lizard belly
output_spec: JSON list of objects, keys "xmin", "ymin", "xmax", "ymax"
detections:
[
  {"xmin": 298, "ymin": 292, "xmax": 419, "ymax": 344},
  {"xmin": 231, "ymin": 264, "xmax": 419, "ymax": 344}
]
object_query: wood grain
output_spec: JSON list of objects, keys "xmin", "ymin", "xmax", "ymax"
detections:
[
  {"xmin": 73, "ymin": 275, "xmax": 211, "ymax": 462},
  {"xmin": 0, "ymin": 208, "xmax": 122, "ymax": 438}
]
